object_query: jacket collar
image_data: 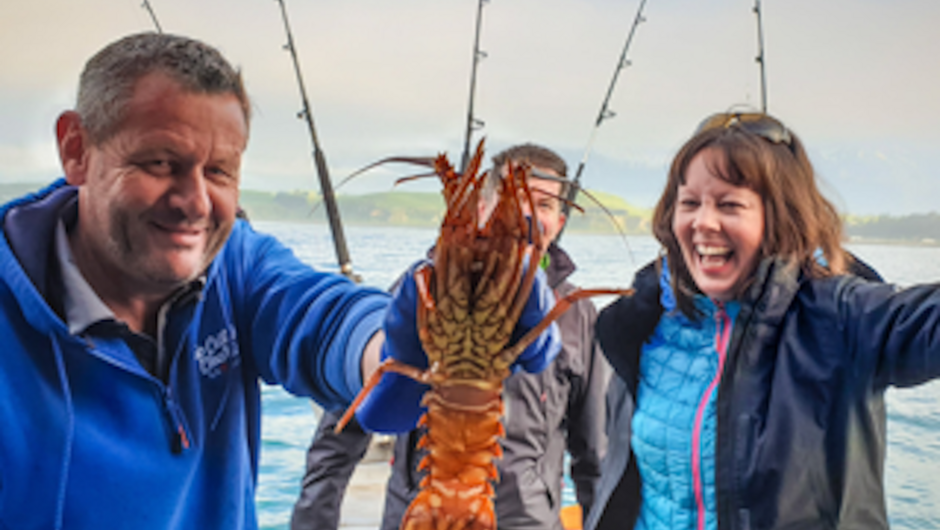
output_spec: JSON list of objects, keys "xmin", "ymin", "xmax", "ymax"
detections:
[
  {"xmin": 1, "ymin": 179, "xmax": 209, "ymax": 332},
  {"xmin": 2, "ymin": 180, "xmax": 74, "ymax": 301},
  {"xmin": 543, "ymin": 242, "xmax": 575, "ymax": 289},
  {"xmin": 658, "ymin": 254, "xmax": 801, "ymax": 323},
  {"xmin": 738, "ymin": 256, "xmax": 802, "ymax": 329}
]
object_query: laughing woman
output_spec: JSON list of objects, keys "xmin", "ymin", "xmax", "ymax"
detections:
[{"xmin": 586, "ymin": 112, "xmax": 940, "ymax": 530}]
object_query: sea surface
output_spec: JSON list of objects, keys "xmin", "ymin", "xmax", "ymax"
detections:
[{"xmin": 253, "ymin": 221, "xmax": 940, "ymax": 529}]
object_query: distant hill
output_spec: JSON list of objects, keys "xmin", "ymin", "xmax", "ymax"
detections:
[
  {"xmin": 2, "ymin": 182, "xmax": 938, "ymax": 244},
  {"xmin": 844, "ymin": 213, "xmax": 940, "ymax": 245},
  {"xmin": 0, "ymin": 182, "xmax": 48, "ymax": 204},
  {"xmin": 240, "ymin": 188, "xmax": 652, "ymax": 235}
]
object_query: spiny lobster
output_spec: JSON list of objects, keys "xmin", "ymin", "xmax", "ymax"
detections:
[{"xmin": 337, "ymin": 139, "xmax": 631, "ymax": 530}]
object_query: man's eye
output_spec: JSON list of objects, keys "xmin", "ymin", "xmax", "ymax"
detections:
[
  {"xmin": 207, "ymin": 166, "xmax": 238, "ymax": 183},
  {"xmin": 143, "ymin": 160, "xmax": 174, "ymax": 175}
]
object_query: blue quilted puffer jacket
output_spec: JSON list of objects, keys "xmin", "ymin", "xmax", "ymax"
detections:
[{"xmin": 632, "ymin": 263, "xmax": 738, "ymax": 530}]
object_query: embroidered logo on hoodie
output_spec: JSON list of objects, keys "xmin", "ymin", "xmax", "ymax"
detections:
[{"xmin": 195, "ymin": 326, "xmax": 240, "ymax": 378}]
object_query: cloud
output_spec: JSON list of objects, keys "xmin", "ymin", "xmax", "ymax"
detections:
[{"xmin": 1, "ymin": 0, "xmax": 938, "ymax": 214}]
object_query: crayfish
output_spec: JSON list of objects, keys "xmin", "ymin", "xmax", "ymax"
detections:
[{"xmin": 337, "ymin": 139, "xmax": 630, "ymax": 530}]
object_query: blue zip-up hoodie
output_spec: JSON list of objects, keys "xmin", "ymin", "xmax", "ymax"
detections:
[{"xmin": 0, "ymin": 181, "xmax": 389, "ymax": 529}]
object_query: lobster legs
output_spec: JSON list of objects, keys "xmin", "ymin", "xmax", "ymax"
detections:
[{"xmin": 335, "ymin": 287, "xmax": 632, "ymax": 530}]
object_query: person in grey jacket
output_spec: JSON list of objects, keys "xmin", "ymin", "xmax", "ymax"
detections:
[
  {"xmin": 380, "ymin": 143, "xmax": 610, "ymax": 530},
  {"xmin": 291, "ymin": 143, "xmax": 609, "ymax": 530}
]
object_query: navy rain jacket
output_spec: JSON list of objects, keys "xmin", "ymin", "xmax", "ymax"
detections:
[{"xmin": 587, "ymin": 256, "xmax": 940, "ymax": 530}]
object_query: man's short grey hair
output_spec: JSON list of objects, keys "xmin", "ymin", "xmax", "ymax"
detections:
[{"xmin": 76, "ymin": 32, "xmax": 251, "ymax": 144}]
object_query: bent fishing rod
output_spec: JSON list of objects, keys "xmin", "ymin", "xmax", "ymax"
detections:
[
  {"xmin": 459, "ymin": 0, "xmax": 489, "ymax": 173},
  {"xmin": 558, "ymin": 0, "xmax": 648, "ymax": 241},
  {"xmin": 753, "ymin": 0, "xmax": 768, "ymax": 112},
  {"xmin": 141, "ymin": 0, "xmax": 163, "ymax": 33},
  {"xmin": 275, "ymin": 0, "xmax": 359, "ymax": 282}
]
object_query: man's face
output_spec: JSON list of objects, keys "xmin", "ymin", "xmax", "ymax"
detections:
[
  {"xmin": 501, "ymin": 163, "xmax": 567, "ymax": 251},
  {"xmin": 63, "ymin": 72, "xmax": 248, "ymax": 297}
]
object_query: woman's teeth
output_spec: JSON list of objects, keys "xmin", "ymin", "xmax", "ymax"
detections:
[
  {"xmin": 696, "ymin": 245, "xmax": 731, "ymax": 257},
  {"xmin": 697, "ymin": 245, "xmax": 731, "ymax": 265}
]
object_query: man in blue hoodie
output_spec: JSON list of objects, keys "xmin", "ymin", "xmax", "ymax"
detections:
[{"xmin": 0, "ymin": 32, "xmax": 558, "ymax": 530}]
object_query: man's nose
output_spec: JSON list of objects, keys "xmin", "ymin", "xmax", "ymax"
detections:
[{"xmin": 169, "ymin": 168, "xmax": 212, "ymax": 219}]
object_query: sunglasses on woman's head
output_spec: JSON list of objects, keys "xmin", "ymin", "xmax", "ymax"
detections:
[{"xmin": 696, "ymin": 112, "xmax": 793, "ymax": 147}]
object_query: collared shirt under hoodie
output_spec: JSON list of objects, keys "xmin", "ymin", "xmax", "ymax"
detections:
[{"xmin": 53, "ymin": 202, "xmax": 203, "ymax": 381}]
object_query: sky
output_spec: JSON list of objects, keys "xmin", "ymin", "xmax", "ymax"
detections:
[{"xmin": 1, "ymin": 0, "xmax": 938, "ymax": 215}]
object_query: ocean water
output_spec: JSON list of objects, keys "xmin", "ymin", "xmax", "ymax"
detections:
[{"xmin": 252, "ymin": 221, "xmax": 940, "ymax": 529}]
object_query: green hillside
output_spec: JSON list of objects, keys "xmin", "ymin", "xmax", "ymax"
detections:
[
  {"xmin": 239, "ymin": 188, "xmax": 652, "ymax": 235},
  {"xmin": 0, "ymin": 182, "xmax": 49, "ymax": 204},
  {"xmin": 3, "ymin": 182, "xmax": 939, "ymax": 244}
]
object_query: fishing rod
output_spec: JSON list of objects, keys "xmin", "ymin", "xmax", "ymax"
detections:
[
  {"xmin": 459, "ymin": 0, "xmax": 488, "ymax": 173},
  {"xmin": 275, "ymin": 0, "xmax": 359, "ymax": 282},
  {"xmin": 141, "ymin": 0, "xmax": 163, "ymax": 33},
  {"xmin": 753, "ymin": 0, "xmax": 768, "ymax": 112},
  {"xmin": 558, "ymin": 0, "xmax": 648, "ymax": 239}
]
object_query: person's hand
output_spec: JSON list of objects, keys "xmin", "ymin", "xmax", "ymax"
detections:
[
  {"xmin": 355, "ymin": 259, "xmax": 561, "ymax": 433},
  {"xmin": 354, "ymin": 262, "xmax": 428, "ymax": 433},
  {"xmin": 508, "ymin": 265, "xmax": 562, "ymax": 374}
]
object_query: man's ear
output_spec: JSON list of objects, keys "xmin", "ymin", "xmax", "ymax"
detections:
[{"xmin": 56, "ymin": 111, "xmax": 91, "ymax": 186}]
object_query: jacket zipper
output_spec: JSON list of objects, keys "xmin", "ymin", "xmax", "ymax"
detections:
[
  {"xmin": 163, "ymin": 387, "xmax": 191, "ymax": 453},
  {"xmin": 691, "ymin": 303, "xmax": 731, "ymax": 530},
  {"xmin": 81, "ymin": 335, "xmax": 191, "ymax": 453}
]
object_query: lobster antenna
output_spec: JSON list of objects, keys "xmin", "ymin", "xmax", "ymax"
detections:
[
  {"xmin": 141, "ymin": 0, "xmax": 163, "ymax": 33},
  {"xmin": 557, "ymin": 0, "xmax": 648, "ymax": 241},
  {"xmin": 275, "ymin": 0, "xmax": 359, "ymax": 282},
  {"xmin": 753, "ymin": 0, "xmax": 768, "ymax": 112},
  {"xmin": 459, "ymin": 0, "xmax": 489, "ymax": 173}
]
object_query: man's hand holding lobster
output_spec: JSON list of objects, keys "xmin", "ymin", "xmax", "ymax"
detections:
[{"xmin": 342, "ymin": 258, "xmax": 562, "ymax": 434}]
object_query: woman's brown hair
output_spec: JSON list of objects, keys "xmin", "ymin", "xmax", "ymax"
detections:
[{"xmin": 652, "ymin": 113, "xmax": 847, "ymax": 317}]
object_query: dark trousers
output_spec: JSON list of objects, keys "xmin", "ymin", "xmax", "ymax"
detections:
[{"xmin": 290, "ymin": 409, "xmax": 373, "ymax": 530}]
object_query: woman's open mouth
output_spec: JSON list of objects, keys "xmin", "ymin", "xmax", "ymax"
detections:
[{"xmin": 696, "ymin": 244, "xmax": 733, "ymax": 270}]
